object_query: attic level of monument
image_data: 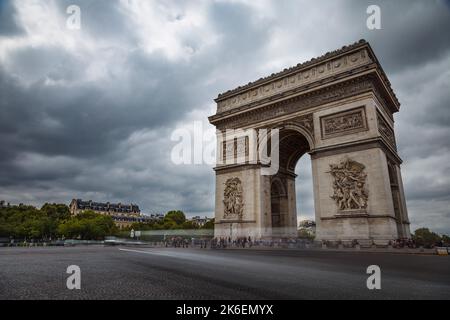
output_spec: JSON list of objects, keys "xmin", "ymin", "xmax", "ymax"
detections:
[{"xmin": 209, "ymin": 40, "xmax": 400, "ymax": 128}]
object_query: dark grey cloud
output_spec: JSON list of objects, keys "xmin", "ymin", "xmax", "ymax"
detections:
[
  {"xmin": 0, "ymin": 0, "xmax": 24, "ymax": 36},
  {"xmin": 333, "ymin": 0, "xmax": 450, "ymax": 73},
  {"xmin": 0, "ymin": 0, "xmax": 449, "ymax": 233},
  {"xmin": 55, "ymin": 0, "xmax": 140, "ymax": 44}
]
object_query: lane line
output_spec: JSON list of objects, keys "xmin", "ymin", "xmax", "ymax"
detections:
[{"xmin": 118, "ymin": 248, "xmax": 165, "ymax": 255}]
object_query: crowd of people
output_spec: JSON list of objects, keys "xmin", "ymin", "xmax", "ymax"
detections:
[
  {"xmin": 392, "ymin": 238, "xmax": 415, "ymax": 248},
  {"xmin": 164, "ymin": 236, "xmax": 312, "ymax": 249},
  {"xmin": 211, "ymin": 236, "xmax": 253, "ymax": 249},
  {"xmin": 165, "ymin": 237, "xmax": 190, "ymax": 248},
  {"xmin": 164, "ymin": 236, "xmax": 446, "ymax": 250}
]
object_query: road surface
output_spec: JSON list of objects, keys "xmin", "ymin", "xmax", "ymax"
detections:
[{"xmin": 0, "ymin": 246, "xmax": 449, "ymax": 299}]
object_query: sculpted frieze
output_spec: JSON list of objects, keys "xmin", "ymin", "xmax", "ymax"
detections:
[
  {"xmin": 320, "ymin": 107, "xmax": 367, "ymax": 139},
  {"xmin": 329, "ymin": 158, "xmax": 368, "ymax": 211},
  {"xmin": 214, "ymin": 77, "xmax": 375, "ymax": 130}
]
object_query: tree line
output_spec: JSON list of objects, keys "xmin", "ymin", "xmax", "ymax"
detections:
[
  {"xmin": 412, "ymin": 228, "xmax": 450, "ymax": 248},
  {"xmin": 0, "ymin": 204, "xmax": 117, "ymax": 240},
  {"xmin": 0, "ymin": 205, "xmax": 213, "ymax": 241},
  {"xmin": 0, "ymin": 204, "xmax": 447, "ymax": 246}
]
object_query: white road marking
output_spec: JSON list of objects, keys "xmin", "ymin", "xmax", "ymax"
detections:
[{"xmin": 118, "ymin": 247, "xmax": 177, "ymax": 257}]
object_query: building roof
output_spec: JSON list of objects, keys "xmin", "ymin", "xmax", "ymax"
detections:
[{"xmin": 72, "ymin": 199, "xmax": 140, "ymax": 213}]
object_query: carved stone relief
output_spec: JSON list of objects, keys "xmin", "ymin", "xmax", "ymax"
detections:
[
  {"xmin": 221, "ymin": 136, "xmax": 249, "ymax": 164},
  {"xmin": 329, "ymin": 158, "xmax": 368, "ymax": 211},
  {"xmin": 236, "ymin": 136, "xmax": 248, "ymax": 158},
  {"xmin": 212, "ymin": 75, "xmax": 382, "ymax": 130},
  {"xmin": 320, "ymin": 107, "xmax": 367, "ymax": 139},
  {"xmin": 224, "ymin": 140, "xmax": 234, "ymax": 162},
  {"xmin": 377, "ymin": 112, "xmax": 397, "ymax": 150},
  {"xmin": 223, "ymin": 177, "xmax": 244, "ymax": 218},
  {"xmin": 289, "ymin": 113, "xmax": 314, "ymax": 138}
]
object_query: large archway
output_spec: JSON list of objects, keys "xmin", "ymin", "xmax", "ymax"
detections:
[
  {"xmin": 210, "ymin": 40, "xmax": 411, "ymax": 243},
  {"xmin": 268, "ymin": 128, "xmax": 311, "ymax": 238}
]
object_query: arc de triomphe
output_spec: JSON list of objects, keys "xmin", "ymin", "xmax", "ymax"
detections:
[{"xmin": 209, "ymin": 40, "xmax": 410, "ymax": 243}]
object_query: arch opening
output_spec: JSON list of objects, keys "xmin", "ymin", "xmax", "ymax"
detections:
[{"xmin": 269, "ymin": 128, "xmax": 312, "ymax": 239}]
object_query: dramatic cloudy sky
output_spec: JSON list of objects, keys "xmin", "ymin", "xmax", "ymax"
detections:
[{"xmin": 1, "ymin": 0, "xmax": 449, "ymax": 233}]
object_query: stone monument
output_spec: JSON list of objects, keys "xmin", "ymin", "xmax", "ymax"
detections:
[{"xmin": 209, "ymin": 40, "xmax": 411, "ymax": 244}]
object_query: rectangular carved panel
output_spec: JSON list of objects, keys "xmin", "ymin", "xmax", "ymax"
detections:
[
  {"xmin": 377, "ymin": 111, "xmax": 397, "ymax": 150},
  {"xmin": 320, "ymin": 106, "xmax": 368, "ymax": 139},
  {"xmin": 222, "ymin": 136, "xmax": 249, "ymax": 163}
]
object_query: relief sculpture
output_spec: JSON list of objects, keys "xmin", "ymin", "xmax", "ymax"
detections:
[
  {"xmin": 329, "ymin": 158, "xmax": 368, "ymax": 211},
  {"xmin": 223, "ymin": 177, "xmax": 244, "ymax": 218},
  {"xmin": 324, "ymin": 113, "xmax": 362, "ymax": 134},
  {"xmin": 377, "ymin": 112, "xmax": 396, "ymax": 149},
  {"xmin": 321, "ymin": 108, "xmax": 366, "ymax": 138}
]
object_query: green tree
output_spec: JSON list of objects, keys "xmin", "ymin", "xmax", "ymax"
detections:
[
  {"xmin": 181, "ymin": 220, "xmax": 196, "ymax": 229},
  {"xmin": 441, "ymin": 234, "xmax": 450, "ymax": 246},
  {"xmin": 0, "ymin": 205, "xmax": 46, "ymax": 239},
  {"xmin": 163, "ymin": 219, "xmax": 180, "ymax": 230},
  {"xmin": 57, "ymin": 210, "xmax": 117, "ymax": 240},
  {"xmin": 58, "ymin": 219, "xmax": 81, "ymax": 239},
  {"xmin": 165, "ymin": 210, "xmax": 186, "ymax": 225},
  {"xmin": 413, "ymin": 228, "xmax": 441, "ymax": 248},
  {"xmin": 201, "ymin": 219, "xmax": 215, "ymax": 229},
  {"xmin": 41, "ymin": 203, "xmax": 71, "ymax": 221},
  {"xmin": 298, "ymin": 228, "xmax": 315, "ymax": 240}
]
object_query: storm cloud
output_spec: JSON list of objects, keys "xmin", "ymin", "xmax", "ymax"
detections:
[{"xmin": 0, "ymin": 0, "xmax": 449, "ymax": 233}]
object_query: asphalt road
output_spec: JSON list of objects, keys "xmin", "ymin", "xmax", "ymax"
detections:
[{"xmin": 0, "ymin": 246, "xmax": 449, "ymax": 300}]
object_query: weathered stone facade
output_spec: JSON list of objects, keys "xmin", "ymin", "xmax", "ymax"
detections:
[{"xmin": 209, "ymin": 40, "xmax": 411, "ymax": 243}]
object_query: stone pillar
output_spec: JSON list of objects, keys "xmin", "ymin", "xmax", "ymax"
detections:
[
  {"xmin": 313, "ymin": 147, "xmax": 401, "ymax": 243},
  {"xmin": 214, "ymin": 165, "xmax": 264, "ymax": 240},
  {"xmin": 286, "ymin": 176, "xmax": 298, "ymax": 237},
  {"xmin": 394, "ymin": 164, "xmax": 411, "ymax": 238}
]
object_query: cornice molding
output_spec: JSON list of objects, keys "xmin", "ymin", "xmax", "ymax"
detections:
[
  {"xmin": 309, "ymin": 137, "xmax": 403, "ymax": 164},
  {"xmin": 210, "ymin": 73, "xmax": 393, "ymax": 130}
]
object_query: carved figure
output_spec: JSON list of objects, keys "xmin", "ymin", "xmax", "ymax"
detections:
[
  {"xmin": 223, "ymin": 177, "xmax": 244, "ymax": 218},
  {"xmin": 329, "ymin": 158, "xmax": 368, "ymax": 210}
]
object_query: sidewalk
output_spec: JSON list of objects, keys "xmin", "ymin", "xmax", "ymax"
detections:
[{"xmin": 220, "ymin": 244, "xmax": 445, "ymax": 255}]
